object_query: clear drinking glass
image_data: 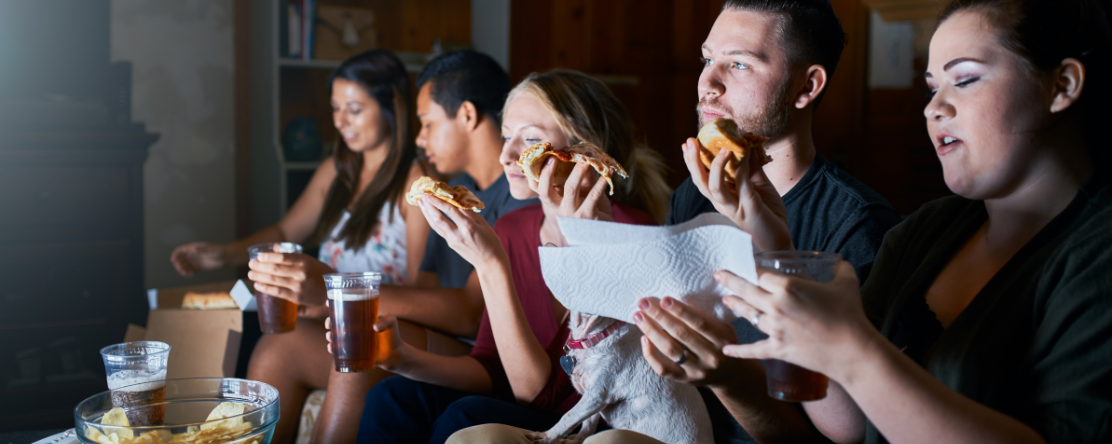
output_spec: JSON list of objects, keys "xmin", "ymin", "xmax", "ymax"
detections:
[
  {"xmin": 324, "ymin": 272, "xmax": 382, "ymax": 372},
  {"xmin": 248, "ymin": 242, "xmax": 303, "ymax": 333},
  {"xmin": 99, "ymin": 341, "xmax": 170, "ymax": 426},
  {"xmin": 753, "ymin": 251, "xmax": 842, "ymax": 402}
]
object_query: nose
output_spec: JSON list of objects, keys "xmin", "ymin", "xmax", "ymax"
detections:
[
  {"xmin": 334, "ymin": 109, "xmax": 347, "ymax": 130},
  {"xmin": 415, "ymin": 125, "xmax": 428, "ymax": 149},
  {"xmin": 498, "ymin": 138, "xmax": 517, "ymax": 167},
  {"xmin": 697, "ymin": 66, "xmax": 725, "ymax": 100},
  {"xmin": 923, "ymin": 90, "xmax": 955, "ymax": 122}
]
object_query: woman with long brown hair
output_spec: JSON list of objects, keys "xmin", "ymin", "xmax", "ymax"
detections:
[{"xmin": 170, "ymin": 49, "xmax": 431, "ymax": 443}]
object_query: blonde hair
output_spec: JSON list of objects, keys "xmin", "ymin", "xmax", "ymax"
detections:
[{"xmin": 505, "ymin": 69, "xmax": 672, "ymax": 222}]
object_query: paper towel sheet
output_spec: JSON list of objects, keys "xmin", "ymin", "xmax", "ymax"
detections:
[{"xmin": 539, "ymin": 213, "xmax": 758, "ymax": 323}]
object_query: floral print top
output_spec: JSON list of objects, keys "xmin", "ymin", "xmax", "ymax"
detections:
[{"xmin": 318, "ymin": 204, "xmax": 407, "ymax": 285}]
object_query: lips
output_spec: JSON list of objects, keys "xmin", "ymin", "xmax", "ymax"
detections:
[
  {"xmin": 936, "ymin": 134, "xmax": 962, "ymax": 156},
  {"xmin": 700, "ymin": 108, "xmax": 725, "ymax": 122}
]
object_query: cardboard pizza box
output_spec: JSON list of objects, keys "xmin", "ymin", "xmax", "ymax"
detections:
[{"xmin": 126, "ymin": 279, "xmax": 254, "ymax": 380}]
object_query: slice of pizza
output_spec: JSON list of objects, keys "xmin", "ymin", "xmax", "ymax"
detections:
[
  {"xmin": 516, "ymin": 142, "xmax": 629, "ymax": 195},
  {"xmin": 406, "ymin": 176, "xmax": 485, "ymax": 212}
]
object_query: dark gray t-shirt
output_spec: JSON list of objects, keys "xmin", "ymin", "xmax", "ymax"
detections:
[
  {"xmin": 668, "ymin": 153, "xmax": 902, "ymax": 443},
  {"xmin": 418, "ymin": 174, "xmax": 537, "ymax": 288}
]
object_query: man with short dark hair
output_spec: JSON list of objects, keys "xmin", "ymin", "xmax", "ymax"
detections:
[
  {"xmin": 632, "ymin": 1, "xmax": 902, "ymax": 443},
  {"xmin": 247, "ymin": 50, "xmax": 534, "ymax": 444}
]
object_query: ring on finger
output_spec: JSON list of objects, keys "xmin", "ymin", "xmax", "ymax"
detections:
[
  {"xmin": 750, "ymin": 312, "xmax": 762, "ymax": 328},
  {"xmin": 674, "ymin": 349, "xmax": 689, "ymax": 366}
]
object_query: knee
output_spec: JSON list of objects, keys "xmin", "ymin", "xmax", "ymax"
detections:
[
  {"xmin": 364, "ymin": 375, "xmax": 413, "ymax": 407},
  {"xmin": 446, "ymin": 423, "xmax": 527, "ymax": 444}
]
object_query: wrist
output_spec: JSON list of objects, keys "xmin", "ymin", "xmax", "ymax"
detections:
[{"xmin": 828, "ymin": 323, "xmax": 888, "ymax": 389}]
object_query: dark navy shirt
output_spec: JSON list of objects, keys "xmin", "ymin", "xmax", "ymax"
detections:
[{"xmin": 668, "ymin": 153, "xmax": 902, "ymax": 443}]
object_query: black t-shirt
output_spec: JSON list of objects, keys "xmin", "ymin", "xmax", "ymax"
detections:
[
  {"xmin": 668, "ymin": 153, "xmax": 902, "ymax": 443},
  {"xmin": 860, "ymin": 177, "xmax": 1112, "ymax": 444},
  {"xmin": 418, "ymin": 174, "xmax": 537, "ymax": 288}
]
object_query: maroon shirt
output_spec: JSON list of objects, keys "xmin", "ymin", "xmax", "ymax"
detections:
[{"xmin": 470, "ymin": 202, "xmax": 657, "ymax": 413}]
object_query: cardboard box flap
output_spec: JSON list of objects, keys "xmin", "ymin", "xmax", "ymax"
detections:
[{"xmin": 143, "ymin": 309, "xmax": 243, "ymax": 379}]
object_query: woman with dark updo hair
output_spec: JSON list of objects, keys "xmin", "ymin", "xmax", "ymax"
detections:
[{"xmin": 669, "ymin": 0, "xmax": 1112, "ymax": 443}]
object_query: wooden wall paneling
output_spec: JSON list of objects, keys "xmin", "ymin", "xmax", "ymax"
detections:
[
  {"xmin": 400, "ymin": 0, "xmax": 472, "ymax": 52},
  {"xmin": 812, "ymin": 0, "xmax": 870, "ymax": 175},
  {"xmin": 509, "ymin": 0, "xmax": 553, "ymax": 79}
]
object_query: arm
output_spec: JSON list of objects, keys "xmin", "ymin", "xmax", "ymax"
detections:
[
  {"xmin": 170, "ymin": 157, "xmax": 336, "ymax": 276},
  {"xmin": 377, "ymin": 272, "xmax": 485, "ymax": 338},
  {"xmin": 720, "ymin": 264, "xmax": 1046, "ymax": 444},
  {"xmin": 400, "ymin": 162, "xmax": 432, "ymax": 286},
  {"xmin": 415, "ymin": 197, "xmax": 554, "ymax": 403}
]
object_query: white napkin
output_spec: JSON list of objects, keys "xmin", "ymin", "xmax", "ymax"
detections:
[{"xmin": 539, "ymin": 213, "xmax": 758, "ymax": 323}]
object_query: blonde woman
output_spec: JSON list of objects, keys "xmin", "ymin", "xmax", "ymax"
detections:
[{"xmin": 341, "ymin": 70, "xmax": 671, "ymax": 444}]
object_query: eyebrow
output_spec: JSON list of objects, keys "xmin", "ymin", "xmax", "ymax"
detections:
[
  {"xmin": 701, "ymin": 45, "xmax": 768, "ymax": 62},
  {"xmin": 924, "ymin": 57, "xmax": 984, "ymax": 78}
]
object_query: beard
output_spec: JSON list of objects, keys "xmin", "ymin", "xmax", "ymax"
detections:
[{"xmin": 696, "ymin": 79, "xmax": 794, "ymax": 139}]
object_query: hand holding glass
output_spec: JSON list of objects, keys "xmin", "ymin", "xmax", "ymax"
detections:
[{"xmin": 248, "ymin": 242, "xmax": 303, "ymax": 333}]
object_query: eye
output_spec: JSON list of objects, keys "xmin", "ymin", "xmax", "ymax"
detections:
[
  {"xmin": 350, "ymin": 108, "xmax": 362, "ymax": 115},
  {"xmin": 955, "ymin": 77, "xmax": 980, "ymax": 88},
  {"xmin": 700, "ymin": 57, "xmax": 712, "ymax": 67},
  {"xmin": 502, "ymin": 136, "xmax": 511, "ymax": 143},
  {"xmin": 731, "ymin": 61, "xmax": 749, "ymax": 70},
  {"xmin": 525, "ymin": 138, "xmax": 542, "ymax": 144}
]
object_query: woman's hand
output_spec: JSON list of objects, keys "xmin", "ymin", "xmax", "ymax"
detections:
[
  {"xmin": 682, "ymin": 138, "xmax": 792, "ymax": 252},
  {"xmin": 528, "ymin": 158, "xmax": 614, "ymax": 223},
  {"xmin": 633, "ymin": 297, "xmax": 746, "ymax": 389},
  {"xmin": 416, "ymin": 194, "xmax": 507, "ymax": 267},
  {"xmin": 248, "ymin": 253, "xmax": 333, "ymax": 307},
  {"xmin": 717, "ymin": 261, "xmax": 875, "ymax": 378},
  {"xmin": 170, "ymin": 242, "xmax": 229, "ymax": 277}
]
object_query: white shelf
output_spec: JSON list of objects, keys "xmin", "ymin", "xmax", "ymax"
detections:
[{"xmin": 278, "ymin": 50, "xmax": 431, "ymax": 73}]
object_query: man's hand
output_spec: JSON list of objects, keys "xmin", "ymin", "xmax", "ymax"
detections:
[
  {"xmin": 682, "ymin": 138, "xmax": 792, "ymax": 252},
  {"xmin": 248, "ymin": 253, "xmax": 333, "ymax": 307},
  {"xmin": 634, "ymin": 297, "xmax": 744, "ymax": 389}
]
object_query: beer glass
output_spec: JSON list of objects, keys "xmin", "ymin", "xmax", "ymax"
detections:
[
  {"xmin": 324, "ymin": 272, "xmax": 382, "ymax": 372},
  {"xmin": 100, "ymin": 341, "xmax": 170, "ymax": 426},
  {"xmin": 753, "ymin": 251, "xmax": 842, "ymax": 402},
  {"xmin": 248, "ymin": 242, "xmax": 303, "ymax": 333}
]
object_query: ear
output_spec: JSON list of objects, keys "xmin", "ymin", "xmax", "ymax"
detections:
[
  {"xmin": 1049, "ymin": 58, "xmax": 1085, "ymax": 114},
  {"xmin": 455, "ymin": 101, "xmax": 481, "ymax": 131},
  {"xmin": 793, "ymin": 64, "xmax": 829, "ymax": 110}
]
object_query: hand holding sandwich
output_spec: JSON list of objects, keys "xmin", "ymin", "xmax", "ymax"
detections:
[
  {"xmin": 415, "ymin": 192, "xmax": 507, "ymax": 269},
  {"xmin": 683, "ymin": 132, "xmax": 792, "ymax": 252}
]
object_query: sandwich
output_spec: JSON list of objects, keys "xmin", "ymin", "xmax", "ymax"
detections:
[
  {"xmin": 181, "ymin": 291, "xmax": 238, "ymax": 310},
  {"xmin": 696, "ymin": 118, "xmax": 771, "ymax": 184},
  {"xmin": 406, "ymin": 176, "xmax": 485, "ymax": 212},
  {"xmin": 516, "ymin": 142, "xmax": 628, "ymax": 195}
]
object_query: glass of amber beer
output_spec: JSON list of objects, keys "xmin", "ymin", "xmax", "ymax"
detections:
[
  {"xmin": 753, "ymin": 251, "xmax": 842, "ymax": 402},
  {"xmin": 248, "ymin": 242, "xmax": 303, "ymax": 333},
  {"xmin": 100, "ymin": 341, "xmax": 170, "ymax": 426},
  {"xmin": 324, "ymin": 272, "xmax": 382, "ymax": 372}
]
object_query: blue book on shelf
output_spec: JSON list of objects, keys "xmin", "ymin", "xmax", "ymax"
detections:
[{"xmin": 303, "ymin": 0, "xmax": 316, "ymax": 60}]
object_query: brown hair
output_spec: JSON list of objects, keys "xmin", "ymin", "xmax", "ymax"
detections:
[
  {"xmin": 505, "ymin": 69, "xmax": 672, "ymax": 222},
  {"xmin": 310, "ymin": 50, "xmax": 418, "ymax": 250},
  {"xmin": 938, "ymin": 0, "xmax": 1112, "ymax": 163}
]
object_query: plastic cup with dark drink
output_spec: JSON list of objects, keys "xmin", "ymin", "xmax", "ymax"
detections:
[
  {"xmin": 324, "ymin": 272, "xmax": 382, "ymax": 372},
  {"xmin": 753, "ymin": 251, "xmax": 842, "ymax": 402},
  {"xmin": 248, "ymin": 242, "xmax": 303, "ymax": 334},
  {"xmin": 100, "ymin": 341, "xmax": 170, "ymax": 426}
]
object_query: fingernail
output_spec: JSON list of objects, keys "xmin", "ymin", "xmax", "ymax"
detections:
[
  {"xmin": 633, "ymin": 312, "xmax": 644, "ymax": 323},
  {"xmin": 714, "ymin": 271, "xmax": 722, "ymax": 282},
  {"xmin": 638, "ymin": 299, "xmax": 650, "ymax": 310},
  {"xmin": 247, "ymin": 271, "xmax": 255, "ymax": 279},
  {"xmin": 662, "ymin": 297, "xmax": 674, "ymax": 308}
]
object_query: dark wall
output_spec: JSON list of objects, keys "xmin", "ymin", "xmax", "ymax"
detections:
[{"xmin": 0, "ymin": 0, "xmax": 110, "ymax": 100}]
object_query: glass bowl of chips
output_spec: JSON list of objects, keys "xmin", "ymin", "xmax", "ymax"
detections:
[{"xmin": 74, "ymin": 378, "xmax": 279, "ymax": 444}]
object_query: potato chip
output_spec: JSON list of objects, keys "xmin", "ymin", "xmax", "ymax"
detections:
[
  {"xmin": 201, "ymin": 401, "xmax": 246, "ymax": 431},
  {"xmin": 100, "ymin": 407, "xmax": 135, "ymax": 439}
]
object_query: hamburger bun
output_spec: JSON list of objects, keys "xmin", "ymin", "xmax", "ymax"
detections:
[{"xmin": 696, "ymin": 118, "xmax": 771, "ymax": 183}]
